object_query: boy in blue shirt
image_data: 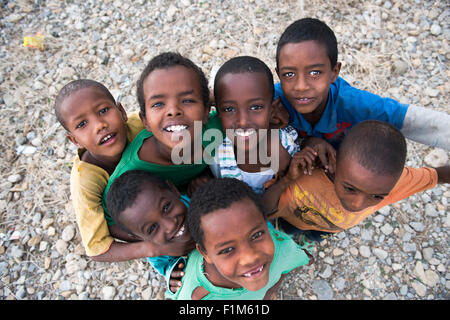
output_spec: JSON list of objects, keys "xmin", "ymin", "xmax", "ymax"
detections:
[{"xmin": 274, "ymin": 18, "xmax": 449, "ymax": 150}]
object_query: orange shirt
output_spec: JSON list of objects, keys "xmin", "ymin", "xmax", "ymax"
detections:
[{"xmin": 272, "ymin": 167, "xmax": 438, "ymax": 233}]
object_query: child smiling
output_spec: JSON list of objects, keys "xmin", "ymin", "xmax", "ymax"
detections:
[
  {"xmin": 102, "ymin": 52, "xmax": 223, "ymax": 223},
  {"xmin": 212, "ymin": 56, "xmax": 333, "ymax": 195},
  {"xmin": 173, "ymin": 178, "xmax": 310, "ymax": 300}
]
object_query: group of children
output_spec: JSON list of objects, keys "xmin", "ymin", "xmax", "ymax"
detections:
[{"xmin": 55, "ymin": 18, "xmax": 450, "ymax": 300}]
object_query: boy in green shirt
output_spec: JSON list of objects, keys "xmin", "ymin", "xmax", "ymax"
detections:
[{"xmin": 173, "ymin": 178, "xmax": 310, "ymax": 300}]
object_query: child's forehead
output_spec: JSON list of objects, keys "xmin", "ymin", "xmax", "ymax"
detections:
[
  {"xmin": 217, "ymin": 72, "xmax": 271, "ymax": 96},
  {"xmin": 279, "ymin": 40, "xmax": 329, "ymax": 64},
  {"xmin": 201, "ymin": 199, "xmax": 265, "ymax": 238},
  {"xmin": 63, "ymin": 86, "xmax": 114, "ymax": 108}
]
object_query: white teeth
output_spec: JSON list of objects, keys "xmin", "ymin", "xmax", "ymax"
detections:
[
  {"xmin": 165, "ymin": 125, "xmax": 188, "ymax": 132},
  {"xmin": 235, "ymin": 129, "xmax": 256, "ymax": 137},
  {"xmin": 174, "ymin": 224, "xmax": 185, "ymax": 238},
  {"xmin": 243, "ymin": 265, "xmax": 264, "ymax": 277},
  {"xmin": 100, "ymin": 134, "xmax": 113, "ymax": 144}
]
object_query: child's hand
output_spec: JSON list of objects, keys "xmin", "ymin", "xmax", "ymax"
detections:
[
  {"xmin": 302, "ymin": 137, "xmax": 336, "ymax": 174},
  {"xmin": 187, "ymin": 172, "xmax": 213, "ymax": 197},
  {"xmin": 286, "ymin": 147, "xmax": 318, "ymax": 180},
  {"xmin": 169, "ymin": 262, "xmax": 185, "ymax": 293}
]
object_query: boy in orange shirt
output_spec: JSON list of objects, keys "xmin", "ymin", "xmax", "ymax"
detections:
[{"xmin": 263, "ymin": 120, "xmax": 449, "ymax": 246}]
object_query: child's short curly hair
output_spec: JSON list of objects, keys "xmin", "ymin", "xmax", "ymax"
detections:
[
  {"xmin": 136, "ymin": 52, "xmax": 210, "ymax": 116},
  {"xmin": 337, "ymin": 120, "xmax": 407, "ymax": 176},
  {"xmin": 276, "ymin": 18, "xmax": 338, "ymax": 70},
  {"xmin": 187, "ymin": 178, "xmax": 266, "ymax": 251},
  {"xmin": 213, "ymin": 55, "xmax": 274, "ymax": 102}
]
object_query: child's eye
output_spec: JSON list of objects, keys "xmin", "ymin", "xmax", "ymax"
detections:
[
  {"xmin": 222, "ymin": 106, "xmax": 234, "ymax": 113},
  {"xmin": 218, "ymin": 247, "xmax": 234, "ymax": 255},
  {"xmin": 162, "ymin": 202, "xmax": 170, "ymax": 213},
  {"xmin": 76, "ymin": 120, "xmax": 87, "ymax": 129},
  {"xmin": 182, "ymin": 98, "xmax": 195, "ymax": 104},
  {"xmin": 283, "ymin": 71, "xmax": 295, "ymax": 78},
  {"xmin": 343, "ymin": 185, "xmax": 356, "ymax": 193},
  {"xmin": 99, "ymin": 107, "xmax": 109, "ymax": 114},
  {"xmin": 372, "ymin": 195, "xmax": 385, "ymax": 200},
  {"xmin": 152, "ymin": 102, "xmax": 163, "ymax": 108},
  {"xmin": 309, "ymin": 70, "xmax": 321, "ymax": 76},
  {"xmin": 147, "ymin": 224, "xmax": 157, "ymax": 235},
  {"xmin": 251, "ymin": 230, "xmax": 264, "ymax": 241},
  {"xmin": 250, "ymin": 105, "xmax": 263, "ymax": 111}
]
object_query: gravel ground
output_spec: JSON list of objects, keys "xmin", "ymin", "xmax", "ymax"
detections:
[{"xmin": 0, "ymin": 0, "xmax": 448, "ymax": 300}]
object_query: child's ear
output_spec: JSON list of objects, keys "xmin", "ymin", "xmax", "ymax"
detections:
[
  {"xmin": 269, "ymin": 98, "xmax": 289, "ymax": 128},
  {"xmin": 66, "ymin": 132, "xmax": 83, "ymax": 148},
  {"xmin": 166, "ymin": 180, "xmax": 181, "ymax": 198},
  {"xmin": 139, "ymin": 111, "xmax": 150, "ymax": 130},
  {"xmin": 331, "ymin": 62, "xmax": 342, "ymax": 83},
  {"xmin": 196, "ymin": 243, "xmax": 213, "ymax": 265},
  {"xmin": 116, "ymin": 102, "xmax": 128, "ymax": 122}
]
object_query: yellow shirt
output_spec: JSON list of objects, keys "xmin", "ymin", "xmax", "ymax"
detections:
[
  {"xmin": 273, "ymin": 167, "xmax": 438, "ymax": 233},
  {"xmin": 69, "ymin": 111, "xmax": 144, "ymax": 256}
]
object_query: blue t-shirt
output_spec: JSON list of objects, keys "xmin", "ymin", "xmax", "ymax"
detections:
[
  {"xmin": 146, "ymin": 194, "xmax": 190, "ymax": 291},
  {"xmin": 274, "ymin": 77, "xmax": 409, "ymax": 147}
]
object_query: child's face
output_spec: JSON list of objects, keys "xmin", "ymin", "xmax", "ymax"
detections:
[
  {"xmin": 216, "ymin": 72, "xmax": 272, "ymax": 153},
  {"xmin": 198, "ymin": 198, "xmax": 274, "ymax": 291},
  {"xmin": 141, "ymin": 65, "xmax": 209, "ymax": 154},
  {"xmin": 61, "ymin": 87, "xmax": 128, "ymax": 160},
  {"xmin": 277, "ymin": 40, "xmax": 340, "ymax": 119},
  {"xmin": 334, "ymin": 156, "xmax": 400, "ymax": 212},
  {"xmin": 118, "ymin": 183, "xmax": 191, "ymax": 245}
]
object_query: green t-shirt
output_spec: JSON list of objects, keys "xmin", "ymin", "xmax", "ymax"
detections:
[
  {"xmin": 172, "ymin": 225, "xmax": 310, "ymax": 300},
  {"xmin": 102, "ymin": 111, "xmax": 223, "ymax": 225}
]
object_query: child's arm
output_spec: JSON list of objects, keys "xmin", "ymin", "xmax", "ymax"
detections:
[
  {"xmin": 401, "ymin": 105, "xmax": 450, "ymax": 151},
  {"xmin": 435, "ymin": 165, "xmax": 450, "ymax": 184},
  {"xmin": 262, "ymin": 147, "xmax": 317, "ymax": 215},
  {"xmin": 92, "ymin": 237, "xmax": 196, "ymax": 262}
]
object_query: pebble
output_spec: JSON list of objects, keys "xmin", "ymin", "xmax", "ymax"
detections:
[
  {"xmin": 409, "ymin": 222, "xmax": 424, "ymax": 232},
  {"xmin": 101, "ymin": 286, "xmax": 116, "ymax": 300},
  {"xmin": 430, "ymin": 24, "xmax": 442, "ymax": 36},
  {"xmin": 359, "ymin": 246, "xmax": 371, "ymax": 258},
  {"xmin": 373, "ymin": 248, "xmax": 388, "ymax": 260},
  {"xmin": 424, "ymin": 149, "xmax": 448, "ymax": 167},
  {"xmin": 411, "ymin": 281, "xmax": 427, "ymax": 297},
  {"xmin": 380, "ymin": 223, "xmax": 394, "ymax": 236},
  {"xmin": 311, "ymin": 280, "xmax": 334, "ymax": 300},
  {"xmin": 7, "ymin": 174, "xmax": 22, "ymax": 184},
  {"xmin": 61, "ymin": 225, "xmax": 76, "ymax": 242}
]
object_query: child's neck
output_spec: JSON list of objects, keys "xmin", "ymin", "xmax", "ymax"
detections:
[
  {"xmin": 203, "ymin": 259, "xmax": 241, "ymax": 290},
  {"xmin": 139, "ymin": 136, "xmax": 202, "ymax": 165},
  {"xmin": 301, "ymin": 99, "xmax": 328, "ymax": 127},
  {"xmin": 81, "ymin": 151, "xmax": 121, "ymax": 176}
]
